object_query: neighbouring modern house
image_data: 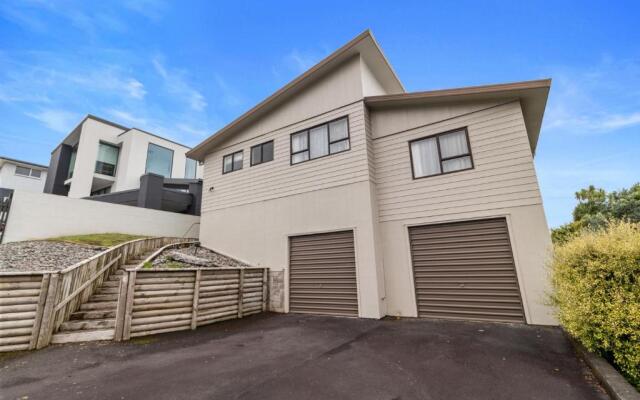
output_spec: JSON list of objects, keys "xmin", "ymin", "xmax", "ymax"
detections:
[
  {"xmin": 43, "ymin": 115, "xmax": 204, "ymax": 215},
  {"xmin": 0, "ymin": 156, "xmax": 48, "ymax": 199},
  {"xmin": 187, "ymin": 30, "xmax": 555, "ymax": 325}
]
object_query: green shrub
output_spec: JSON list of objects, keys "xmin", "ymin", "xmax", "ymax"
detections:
[{"xmin": 550, "ymin": 221, "xmax": 640, "ymax": 388}]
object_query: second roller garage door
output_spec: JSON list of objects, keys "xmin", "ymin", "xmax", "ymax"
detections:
[
  {"xmin": 289, "ymin": 230, "xmax": 358, "ymax": 316},
  {"xmin": 409, "ymin": 218, "xmax": 526, "ymax": 323}
]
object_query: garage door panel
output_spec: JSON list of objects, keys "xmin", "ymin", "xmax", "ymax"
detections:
[
  {"xmin": 289, "ymin": 230, "xmax": 358, "ymax": 317},
  {"xmin": 410, "ymin": 218, "xmax": 525, "ymax": 323}
]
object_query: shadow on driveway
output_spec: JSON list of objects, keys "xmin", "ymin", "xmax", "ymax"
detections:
[{"xmin": 0, "ymin": 313, "xmax": 608, "ymax": 400}]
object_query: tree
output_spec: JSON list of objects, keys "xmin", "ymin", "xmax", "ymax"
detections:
[{"xmin": 551, "ymin": 183, "xmax": 640, "ymax": 244}]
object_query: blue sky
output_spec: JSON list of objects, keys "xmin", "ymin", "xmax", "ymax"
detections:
[{"xmin": 1, "ymin": 1, "xmax": 638, "ymax": 227}]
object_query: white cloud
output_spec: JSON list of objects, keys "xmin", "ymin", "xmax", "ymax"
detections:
[
  {"xmin": 152, "ymin": 57, "xmax": 206, "ymax": 111},
  {"xmin": 125, "ymin": 79, "xmax": 146, "ymax": 99},
  {"xmin": 25, "ymin": 109, "xmax": 79, "ymax": 133},
  {"xmin": 123, "ymin": 0, "xmax": 167, "ymax": 21},
  {"xmin": 544, "ymin": 58, "xmax": 640, "ymax": 134},
  {"xmin": 106, "ymin": 109, "xmax": 147, "ymax": 126}
]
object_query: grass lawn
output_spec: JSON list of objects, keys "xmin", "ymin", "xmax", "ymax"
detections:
[{"xmin": 49, "ymin": 233, "xmax": 146, "ymax": 247}]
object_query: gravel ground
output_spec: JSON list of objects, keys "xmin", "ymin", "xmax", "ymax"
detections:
[
  {"xmin": 0, "ymin": 241, "xmax": 105, "ymax": 272},
  {"xmin": 152, "ymin": 245, "xmax": 252, "ymax": 269}
]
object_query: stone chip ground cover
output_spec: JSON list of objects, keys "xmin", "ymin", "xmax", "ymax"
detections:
[{"xmin": 0, "ymin": 241, "xmax": 105, "ymax": 272}]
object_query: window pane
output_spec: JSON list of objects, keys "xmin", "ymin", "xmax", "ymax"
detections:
[
  {"xmin": 309, "ymin": 125, "xmax": 328, "ymax": 159},
  {"xmin": 30, "ymin": 169, "xmax": 42, "ymax": 178},
  {"xmin": 438, "ymin": 130, "xmax": 468, "ymax": 159},
  {"xmin": 251, "ymin": 146, "xmax": 262, "ymax": 165},
  {"xmin": 146, "ymin": 143, "xmax": 173, "ymax": 177},
  {"xmin": 233, "ymin": 151, "xmax": 243, "ymax": 170},
  {"xmin": 329, "ymin": 118, "xmax": 348, "ymax": 142},
  {"xmin": 15, "ymin": 166, "xmax": 30, "ymax": 176},
  {"xmin": 223, "ymin": 155, "xmax": 233, "ymax": 173},
  {"xmin": 291, "ymin": 131, "xmax": 308, "ymax": 153},
  {"xmin": 68, "ymin": 149, "xmax": 77, "ymax": 179},
  {"xmin": 442, "ymin": 156, "xmax": 472, "ymax": 173},
  {"xmin": 185, "ymin": 158, "xmax": 197, "ymax": 179},
  {"xmin": 292, "ymin": 151, "xmax": 309, "ymax": 164},
  {"xmin": 262, "ymin": 141, "xmax": 274, "ymax": 163},
  {"xmin": 330, "ymin": 139, "xmax": 349, "ymax": 154},
  {"xmin": 95, "ymin": 143, "xmax": 119, "ymax": 176},
  {"xmin": 411, "ymin": 137, "xmax": 441, "ymax": 177}
]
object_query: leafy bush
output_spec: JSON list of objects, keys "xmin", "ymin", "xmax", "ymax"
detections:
[
  {"xmin": 552, "ymin": 183, "xmax": 640, "ymax": 244},
  {"xmin": 550, "ymin": 221, "xmax": 640, "ymax": 388}
]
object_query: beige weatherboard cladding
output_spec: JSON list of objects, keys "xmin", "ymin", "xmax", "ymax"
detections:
[{"xmin": 191, "ymin": 30, "xmax": 555, "ymax": 325}]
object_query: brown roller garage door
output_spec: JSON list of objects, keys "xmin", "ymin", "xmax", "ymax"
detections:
[
  {"xmin": 289, "ymin": 230, "xmax": 358, "ymax": 316},
  {"xmin": 409, "ymin": 218, "xmax": 525, "ymax": 323}
]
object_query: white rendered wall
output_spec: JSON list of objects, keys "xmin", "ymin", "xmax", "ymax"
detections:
[
  {"xmin": 3, "ymin": 190, "xmax": 200, "ymax": 243},
  {"xmin": 0, "ymin": 163, "xmax": 47, "ymax": 193}
]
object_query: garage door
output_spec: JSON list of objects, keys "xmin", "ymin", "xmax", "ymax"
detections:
[
  {"xmin": 289, "ymin": 230, "xmax": 358, "ymax": 316},
  {"xmin": 409, "ymin": 218, "xmax": 525, "ymax": 323}
]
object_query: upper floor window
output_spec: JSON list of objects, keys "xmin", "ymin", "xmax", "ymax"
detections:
[
  {"xmin": 223, "ymin": 150, "xmax": 243, "ymax": 174},
  {"xmin": 68, "ymin": 147, "xmax": 77, "ymax": 179},
  {"xmin": 95, "ymin": 142, "xmax": 120, "ymax": 177},
  {"xmin": 185, "ymin": 158, "xmax": 197, "ymax": 179},
  {"xmin": 15, "ymin": 166, "xmax": 42, "ymax": 178},
  {"xmin": 290, "ymin": 117, "xmax": 350, "ymax": 165},
  {"xmin": 410, "ymin": 128, "xmax": 473, "ymax": 179},
  {"xmin": 146, "ymin": 143, "xmax": 174, "ymax": 177},
  {"xmin": 250, "ymin": 140, "xmax": 274, "ymax": 166}
]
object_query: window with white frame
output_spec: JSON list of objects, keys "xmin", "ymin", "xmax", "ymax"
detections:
[
  {"xmin": 290, "ymin": 117, "xmax": 349, "ymax": 164},
  {"xmin": 410, "ymin": 128, "xmax": 473, "ymax": 179}
]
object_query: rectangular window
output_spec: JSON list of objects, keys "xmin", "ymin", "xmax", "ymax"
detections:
[
  {"xmin": 68, "ymin": 147, "xmax": 77, "ymax": 179},
  {"xmin": 94, "ymin": 142, "xmax": 120, "ymax": 176},
  {"xmin": 250, "ymin": 140, "xmax": 274, "ymax": 166},
  {"xmin": 146, "ymin": 143, "xmax": 174, "ymax": 177},
  {"xmin": 15, "ymin": 166, "xmax": 31, "ymax": 176},
  {"xmin": 290, "ymin": 117, "xmax": 350, "ymax": 165},
  {"xmin": 222, "ymin": 150, "xmax": 243, "ymax": 174},
  {"xmin": 410, "ymin": 128, "xmax": 473, "ymax": 179},
  {"xmin": 30, "ymin": 169, "xmax": 42, "ymax": 178},
  {"xmin": 185, "ymin": 158, "xmax": 197, "ymax": 179}
]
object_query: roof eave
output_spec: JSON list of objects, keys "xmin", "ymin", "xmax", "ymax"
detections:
[{"xmin": 364, "ymin": 79, "xmax": 551, "ymax": 155}]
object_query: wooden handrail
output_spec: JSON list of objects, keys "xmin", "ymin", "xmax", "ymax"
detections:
[
  {"xmin": 58, "ymin": 237, "xmax": 158, "ymax": 274},
  {"xmin": 54, "ymin": 255, "xmax": 121, "ymax": 312},
  {"xmin": 134, "ymin": 241, "xmax": 199, "ymax": 270}
]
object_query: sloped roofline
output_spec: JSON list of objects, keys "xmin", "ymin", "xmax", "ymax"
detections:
[
  {"xmin": 0, "ymin": 156, "xmax": 48, "ymax": 170},
  {"xmin": 187, "ymin": 29, "xmax": 405, "ymax": 160},
  {"xmin": 364, "ymin": 79, "xmax": 552, "ymax": 155}
]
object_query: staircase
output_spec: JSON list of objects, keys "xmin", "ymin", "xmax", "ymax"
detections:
[{"xmin": 50, "ymin": 249, "xmax": 155, "ymax": 344}]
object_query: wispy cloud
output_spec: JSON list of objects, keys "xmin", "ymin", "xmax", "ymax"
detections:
[
  {"xmin": 106, "ymin": 109, "xmax": 147, "ymax": 126},
  {"xmin": 544, "ymin": 57, "xmax": 640, "ymax": 134},
  {"xmin": 25, "ymin": 109, "xmax": 79, "ymax": 133},
  {"xmin": 284, "ymin": 49, "xmax": 322, "ymax": 73},
  {"xmin": 0, "ymin": 0, "xmax": 167, "ymax": 36},
  {"xmin": 152, "ymin": 56, "xmax": 207, "ymax": 111}
]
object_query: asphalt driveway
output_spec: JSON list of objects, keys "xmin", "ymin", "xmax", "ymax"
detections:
[{"xmin": 0, "ymin": 313, "xmax": 607, "ymax": 400}]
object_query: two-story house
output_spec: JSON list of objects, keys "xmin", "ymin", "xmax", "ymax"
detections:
[
  {"xmin": 187, "ymin": 30, "xmax": 554, "ymax": 325},
  {"xmin": 44, "ymin": 114, "xmax": 203, "ymax": 198}
]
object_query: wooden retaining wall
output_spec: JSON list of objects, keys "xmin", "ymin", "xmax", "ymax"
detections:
[
  {"xmin": 0, "ymin": 237, "xmax": 196, "ymax": 352},
  {"xmin": 0, "ymin": 273, "xmax": 50, "ymax": 352},
  {"xmin": 118, "ymin": 268, "xmax": 267, "ymax": 340}
]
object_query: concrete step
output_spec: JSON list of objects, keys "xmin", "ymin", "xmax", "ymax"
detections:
[
  {"xmin": 60, "ymin": 319, "xmax": 115, "ymax": 332},
  {"xmin": 51, "ymin": 329, "xmax": 114, "ymax": 344},
  {"xmin": 80, "ymin": 301, "xmax": 117, "ymax": 311},
  {"xmin": 70, "ymin": 310, "xmax": 117, "ymax": 320},
  {"xmin": 90, "ymin": 293, "xmax": 119, "ymax": 302}
]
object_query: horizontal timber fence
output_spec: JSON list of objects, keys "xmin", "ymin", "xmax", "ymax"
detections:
[
  {"xmin": 0, "ymin": 237, "xmax": 195, "ymax": 352},
  {"xmin": 117, "ymin": 267, "xmax": 268, "ymax": 340}
]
